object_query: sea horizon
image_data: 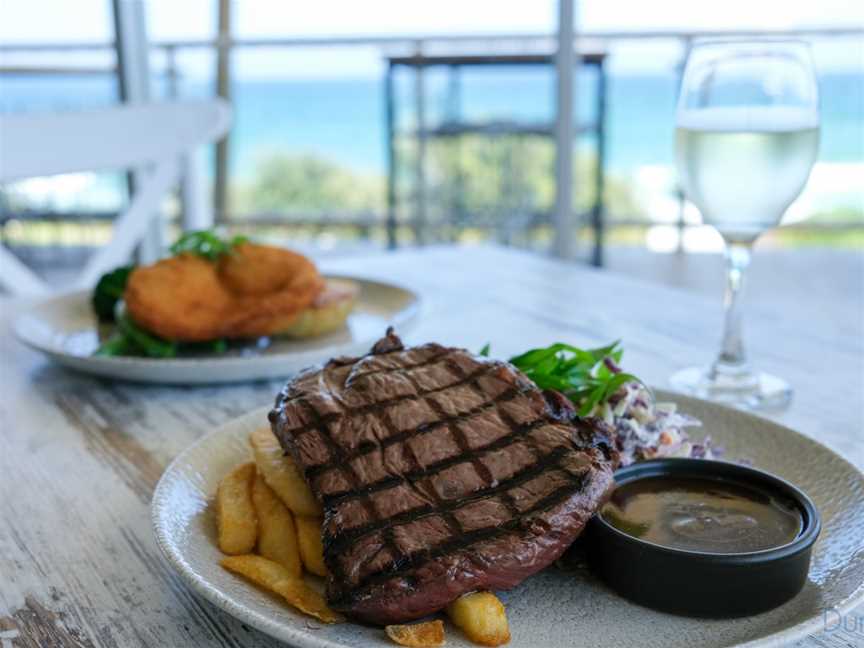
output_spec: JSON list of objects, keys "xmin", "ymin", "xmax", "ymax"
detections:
[{"xmin": 1, "ymin": 71, "xmax": 861, "ymax": 219}]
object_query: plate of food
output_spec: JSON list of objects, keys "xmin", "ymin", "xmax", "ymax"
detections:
[
  {"xmin": 13, "ymin": 231, "xmax": 420, "ymax": 384},
  {"xmin": 152, "ymin": 330, "xmax": 864, "ymax": 648}
]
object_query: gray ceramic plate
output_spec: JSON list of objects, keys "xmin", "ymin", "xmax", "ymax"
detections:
[
  {"xmin": 12, "ymin": 275, "xmax": 419, "ymax": 384},
  {"xmin": 152, "ymin": 392, "xmax": 864, "ymax": 648}
]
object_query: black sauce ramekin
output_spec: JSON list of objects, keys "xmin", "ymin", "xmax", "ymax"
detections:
[{"xmin": 584, "ymin": 458, "xmax": 821, "ymax": 617}]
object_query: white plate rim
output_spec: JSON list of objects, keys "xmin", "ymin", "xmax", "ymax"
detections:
[{"xmin": 151, "ymin": 393, "xmax": 864, "ymax": 648}]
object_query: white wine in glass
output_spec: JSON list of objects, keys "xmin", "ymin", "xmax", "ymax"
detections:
[{"xmin": 670, "ymin": 41, "xmax": 820, "ymax": 409}]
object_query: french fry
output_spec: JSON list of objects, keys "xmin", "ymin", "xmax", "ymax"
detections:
[
  {"xmin": 385, "ymin": 620, "xmax": 445, "ymax": 647},
  {"xmin": 295, "ymin": 515, "xmax": 328, "ymax": 577},
  {"xmin": 220, "ymin": 555, "xmax": 343, "ymax": 624},
  {"xmin": 446, "ymin": 592, "xmax": 510, "ymax": 647},
  {"xmin": 252, "ymin": 473, "xmax": 302, "ymax": 576},
  {"xmin": 249, "ymin": 427, "xmax": 322, "ymax": 517},
  {"xmin": 216, "ymin": 462, "xmax": 258, "ymax": 554}
]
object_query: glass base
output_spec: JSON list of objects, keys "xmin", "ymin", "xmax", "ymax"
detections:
[{"xmin": 669, "ymin": 366, "xmax": 792, "ymax": 411}]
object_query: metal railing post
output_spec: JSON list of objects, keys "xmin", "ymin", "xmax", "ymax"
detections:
[
  {"xmin": 385, "ymin": 61, "xmax": 398, "ymax": 249},
  {"xmin": 213, "ymin": 0, "xmax": 232, "ymax": 224},
  {"xmin": 591, "ymin": 56, "xmax": 606, "ymax": 267},
  {"xmin": 553, "ymin": 0, "xmax": 577, "ymax": 260},
  {"xmin": 447, "ymin": 64, "xmax": 464, "ymax": 242},
  {"xmin": 413, "ymin": 40, "xmax": 427, "ymax": 246},
  {"xmin": 164, "ymin": 45, "xmax": 178, "ymax": 97}
]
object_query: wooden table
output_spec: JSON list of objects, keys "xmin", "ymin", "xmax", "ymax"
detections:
[{"xmin": 1, "ymin": 246, "xmax": 862, "ymax": 647}]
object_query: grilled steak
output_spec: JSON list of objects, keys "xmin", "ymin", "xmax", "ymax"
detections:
[{"xmin": 269, "ymin": 329, "xmax": 619, "ymax": 625}]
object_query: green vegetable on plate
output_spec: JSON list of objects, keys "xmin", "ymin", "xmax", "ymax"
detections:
[
  {"xmin": 91, "ymin": 265, "xmax": 134, "ymax": 322},
  {"xmin": 483, "ymin": 340, "xmax": 643, "ymax": 416},
  {"xmin": 116, "ymin": 313, "xmax": 178, "ymax": 358},
  {"xmin": 169, "ymin": 230, "xmax": 248, "ymax": 261},
  {"xmin": 96, "ymin": 314, "xmax": 229, "ymax": 359}
]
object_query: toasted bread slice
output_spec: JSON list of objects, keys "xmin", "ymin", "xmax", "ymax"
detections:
[{"xmin": 276, "ymin": 279, "xmax": 358, "ymax": 338}]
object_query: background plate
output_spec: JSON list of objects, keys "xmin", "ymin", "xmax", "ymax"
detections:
[
  {"xmin": 13, "ymin": 275, "xmax": 419, "ymax": 384},
  {"xmin": 152, "ymin": 391, "xmax": 864, "ymax": 648}
]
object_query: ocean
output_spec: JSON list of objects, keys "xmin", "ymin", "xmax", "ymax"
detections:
[
  {"xmin": 1, "ymin": 71, "xmax": 861, "ymax": 176},
  {"xmin": 1, "ymin": 70, "xmax": 861, "ymax": 217}
]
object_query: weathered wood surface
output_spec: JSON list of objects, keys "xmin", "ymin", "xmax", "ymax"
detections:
[{"xmin": 1, "ymin": 245, "xmax": 861, "ymax": 647}]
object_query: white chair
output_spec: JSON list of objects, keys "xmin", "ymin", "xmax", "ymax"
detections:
[{"xmin": 0, "ymin": 99, "xmax": 231, "ymax": 296}]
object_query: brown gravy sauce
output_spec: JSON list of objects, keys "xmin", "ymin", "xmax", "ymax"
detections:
[{"xmin": 600, "ymin": 476, "xmax": 803, "ymax": 553}]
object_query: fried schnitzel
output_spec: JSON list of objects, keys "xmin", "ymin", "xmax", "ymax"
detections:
[{"xmin": 124, "ymin": 242, "xmax": 333, "ymax": 341}]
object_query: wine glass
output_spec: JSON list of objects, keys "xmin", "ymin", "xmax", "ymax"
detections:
[{"xmin": 670, "ymin": 40, "xmax": 820, "ymax": 410}]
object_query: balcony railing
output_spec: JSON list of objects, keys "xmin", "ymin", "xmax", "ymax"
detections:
[{"xmin": 1, "ymin": 27, "xmax": 862, "ymax": 267}]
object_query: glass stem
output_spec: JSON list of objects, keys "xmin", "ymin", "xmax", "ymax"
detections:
[{"xmin": 712, "ymin": 241, "xmax": 752, "ymax": 375}]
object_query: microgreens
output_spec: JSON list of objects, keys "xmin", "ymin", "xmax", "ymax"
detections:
[{"xmin": 169, "ymin": 230, "xmax": 249, "ymax": 261}]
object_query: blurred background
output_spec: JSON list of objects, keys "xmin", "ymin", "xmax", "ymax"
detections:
[{"xmin": 0, "ymin": 1, "xmax": 861, "ymax": 295}]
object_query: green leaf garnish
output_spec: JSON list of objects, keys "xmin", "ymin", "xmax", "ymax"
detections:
[
  {"xmin": 208, "ymin": 338, "xmax": 228, "ymax": 354},
  {"xmin": 508, "ymin": 340, "xmax": 642, "ymax": 416},
  {"xmin": 169, "ymin": 230, "xmax": 249, "ymax": 261},
  {"xmin": 180, "ymin": 338, "xmax": 229, "ymax": 355},
  {"xmin": 92, "ymin": 265, "xmax": 134, "ymax": 322},
  {"xmin": 116, "ymin": 314, "xmax": 178, "ymax": 358},
  {"xmin": 94, "ymin": 323, "xmax": 231, "ymax": 359},
  {"xmin": 478, "ymin": 343, "xmax": 491, "ymax": 357},
  {"xmin": 94, "ymin": 333, "xmax": 139, "ymax": 357}
]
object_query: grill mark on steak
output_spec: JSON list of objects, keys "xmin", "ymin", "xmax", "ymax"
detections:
[
  {"xmin": 295, "ymin": 397, "xmax": 399, "ymax": 583},
  {"xmin": 329, "ymin": 467, "xmax": 589, "ymax": 606},
  {"xmin": 321, "ymin": 417, "xmax": 549, "ymax": 507},
  {"xmin": 396, "ymin": 370, "xmax": 488, "ymax": 543},
  {"xmin": 280, "ymin": 362, "xmax": 502, "ymax": 439},
  {"xmin": 270, "ymin": 330, "xmax": 619, "ymax": 624},
  {"xmin": 346, "ymin": 347, "xmax": 456, "ymax": 384},
  {"xmin": 399, "ymin": 367, "xmax": 508, "ymax": 504},
  {"xmin": 359, "ymin": 406, "xmax": 413, "ymax": 574},
  {"xmin": 443, "ymin": 357, "xmax": 539, "ymax": 517},
  {"xmin": 323, "ymin": 444, "xmax": 572, "ymax": 557},
  {"xmin": 313, "ymin": 360, "xmax": 425, "ymax": 576},
  {"xmin": 303, "ymin": 384, "xmax": 522, "ymax": 480}
]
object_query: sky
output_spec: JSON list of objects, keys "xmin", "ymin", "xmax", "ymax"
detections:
[{"xmin": 0, "ymin": 0, "xmax": 862, "ymax": 78}]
